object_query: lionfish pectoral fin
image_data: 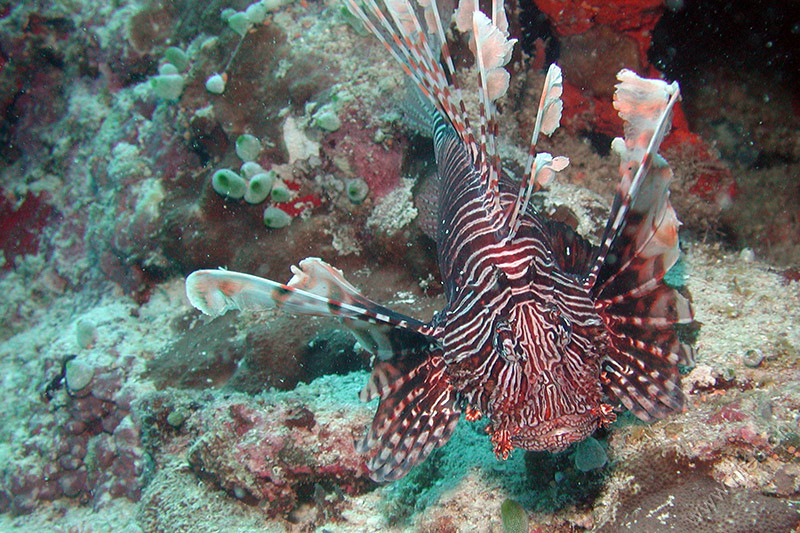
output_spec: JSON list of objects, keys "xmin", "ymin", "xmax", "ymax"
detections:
[
  {"xmin": 600, "ymin": 295, "xmax": 695, "ymax": 422},
  {"xmin": 584, "ymin": 70, "xmax": 696, "ymax": 422},
  {"xmin": 186, "ymin": 268, "xmax": 283, "ymax": 315},
  {"xmin": 357, "ymin": 355, "xmax": 460, "ymax": 482},
  {"xmin": 186, "ymin": 258, "xmax": 433, "ymax": 360},
  {"xmin": 588, "ymin": 70, "xmax": 682, "ymax": 293},
  {"xmin": 344, "ymin": 317, "xmax": 439, "ymax": 361}
]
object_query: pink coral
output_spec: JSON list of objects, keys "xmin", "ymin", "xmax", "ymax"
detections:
[
  {"xmin": 0, "ymin": 192, "xmax": 55, "ymax": 269},
  {"xmin": 182, "ymin": 394, "xmax": 372, "ymax": 517},
  {"xmin": 534, "ymin": 0, "xmax": 664, "ymax": 60},
  {"xmin": 1, "ymin": 362, "xmax": 146, "ymax": 515}
]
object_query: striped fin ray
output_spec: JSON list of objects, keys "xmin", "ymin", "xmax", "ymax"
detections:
[
  {"xmin": 185, "ymin": 258, "xmax": 433, "ymax": 361},
  {"xmin": 603, "ymin": 287, "xmax": 692, "ymax": 330},
  {"xmin": 596, "ymin": 263, "xmax": 695, "ymax": 420},
  {"xmin": 507, "ymin": 64, "xmax": 568, "ymax": 236},
  {"xmin": 603, "ymin": 292, "xmax": 690, "ymax": 422},
  {"xmin": 583, "ymin": 70, "xmax": 695, "ymax": 421},
  {"xmin": 343, "ymin": 0, "xmax": 472, "ymax": 148},
  {"xmin": 416, "ymin": 0, "xmax": 474, "ymax": 143},
  {"xmin": 587, "ymin": 69, "xmax": 681, "ymax": 291},
  {"xmin": 465, "ymin": 5, "xmax": 517, "ymax": 210},
  {"xmin": 360, "ymin": 360, "xmax": 407, "ymax": 402},
  {"xmin": 507, "ymin": 153, "xmax": 568, "ymax": 238},
  {"xmin": 600, "ymin": 287, "xmax": 693, "ymax": 419},
  {"xmin": 357, "ymin": 355, "xmax": 460, "ymax": 482},
  {"xmin": 601, "ymin": 282, "xmax": 695, "ymax": 363},
  {"xmin": 593, "ymin": 158, "xmax": 679, "ymax": 298},
  {"xmin": 603, "ymin": 317, "xmax": 695, "ymax": 367},
  {"xmin": 602, "ymin": 346, "xmax": 684, "ymax": 421}
]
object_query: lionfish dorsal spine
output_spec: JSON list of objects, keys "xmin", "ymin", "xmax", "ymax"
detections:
[
  {"xmin": 457, "ymin": 3, "xmax": 517, "ymax": 211},
  {"xmin": 344, "ymin": 0, "xmax": 472, "ymax": 146},
  {"xmin": 348, "ymin": 0, "xmax": 526, "ymax": 216},
  {"xmin": 506, "ymin": 63, "xmax": 569, "ymax": 237}
]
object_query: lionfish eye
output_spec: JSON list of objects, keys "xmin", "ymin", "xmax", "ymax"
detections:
[
  {"xmin": 493, "ymin": 319, "xmax": 522, "ymax": 362},
  {"xmin": 545, "ymin": 304, "xmax": 573, "ymax": 347}
]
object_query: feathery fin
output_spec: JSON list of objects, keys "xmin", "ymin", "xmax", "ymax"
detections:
[
  {"xmin": 585, "ymin": 69, "xmax": 694, "ymax": 422},
  {"xmin": 589, "ymin": 70, "xmax": 681, "ymax": 288},
  {"xmin": 507, "ymin": 64, "xmax": 567, "ymax": 237},
  {"xmin": 491, "ymin": 0, "xmax": 509, "ymax": 34},
  {"xmin": 344, "ymin": 0, "xmax": 472, "ymax": 149},
  {"xmin": 186, "ymin": 258, "xmax": 433, "ymax": 360},
  {"xmin": 507, "ymin": 152, "xmax": 568, "ymax": 238},
  {"xmin": 357, "ymin": 355, "xmax": 460, "ymax": 482},
  {"xmin": 532, "ymin": 63, "xmax": 564, "ymax": 142},
  {"xmin": 470, "ymin": 8, "xmax": 517, "ymax": 210}
]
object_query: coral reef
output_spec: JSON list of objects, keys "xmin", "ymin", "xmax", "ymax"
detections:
[
  {"xmin": 523, "ymin": 444, "xmax": 607, "ymax": 512},
  {"xmin": 0, "ymin": 0, "xmax": 798, "ymax": 530},
  {"xmin": 598, "ymin": 449, "xmax": 799, "ymax": 532},
  {"xmin": 137, "ymin": 374, "xmax": 374, "ymax": 522},
  {"xmin": 0, "ymin": 298, "xmax": 153, "ymax": 516},
  {"xmin": 322, "ymin": 110, "xmax": 405, "ymax": 199},
  {"xmin": 650, "ymin": 0, "xmax": 800, "ymax": 264}
]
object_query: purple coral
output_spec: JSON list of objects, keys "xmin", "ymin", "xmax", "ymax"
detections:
[{"xmin": 0, "ymin": 362, "xmax": 147, "ymax": 515}]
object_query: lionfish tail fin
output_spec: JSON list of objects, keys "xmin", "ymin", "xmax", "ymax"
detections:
[
  {"xmin": 585, "ymin": 70, "xmax": 696, "ymax": 422},
  {"xmin": 186, "ymin": 258, "xmax": 433, "ymax": 361},
  {"xmin": 357, "ymin": 355, "xmax": 460, "ymax": 482}
]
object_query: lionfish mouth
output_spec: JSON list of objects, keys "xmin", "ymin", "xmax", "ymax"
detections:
[{"xmin": 509, "ymin": 414, "xmax": 598, "ymax": 452}]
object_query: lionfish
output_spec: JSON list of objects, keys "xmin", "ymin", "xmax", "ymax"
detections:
[{"xmin": 185, "ymin": 0, "xmax": 695, "ymax": 482}]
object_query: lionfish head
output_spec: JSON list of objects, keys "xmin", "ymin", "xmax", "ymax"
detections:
[{"xmin": 480, "ymin": 294, "xmax": 606, "ymax": 454}]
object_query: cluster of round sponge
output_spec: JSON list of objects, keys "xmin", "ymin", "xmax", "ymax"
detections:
[
  {"xmin": 205, "ymin": 0, "xmax": 292, "ymax": 95},
  {"xmin": 210, "ymin": 134, "xmax": 293, "ymax": 228},
  {"xmin": 150, "ymin": 46, "xmax": 189, "ymax": 100}
]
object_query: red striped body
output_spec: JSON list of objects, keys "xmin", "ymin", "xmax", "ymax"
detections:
[{"xmin": 430, "ymin": 120, "xmax": 607, "ymax": 453}]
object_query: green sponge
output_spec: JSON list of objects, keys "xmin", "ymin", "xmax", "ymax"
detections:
[
  {"xmin": 151, "ymin": 73, "xmax": 184, "ymax": 100},
  {"xmin": 263, "ymin": 206, "xmax": 291, "ymax": 228},
  {"xmin": 211, "ymin": 169, "xmax": 247, "ymax": 199},
  {"xmin": 245, "ymin": 171, "xmax": 275, "ymax": 204},
  {"xmin": 163, "ymin": 46, "xmax": 189, "ymax": 71},
  {"xmin": 346, "ymin": 178, "xmax": 369, "ymax": 204},
  {"xmin": 205, "ymin": 74, "xmax": 226, "ymax": 95},
  {"xmin": 236, "ymin": 134, "xmax": 262, "ymax": 162},
  {"xmin": 270, "ymin": 180, "xmax": 291, "ymax": 203}
]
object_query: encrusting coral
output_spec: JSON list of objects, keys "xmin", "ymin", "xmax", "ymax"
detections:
[{"xmin": 598, "ymin": 449, "xmax": 799, "ymax": 532}]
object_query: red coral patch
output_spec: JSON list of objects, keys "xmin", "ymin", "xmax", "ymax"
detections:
[
  {"xmin": 0, "ymin": 192, "xmax": 55, "ymax": 268},
  {"xmin": 322, "ymin": 114, "xmax": 404, "ymax": 199}
]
